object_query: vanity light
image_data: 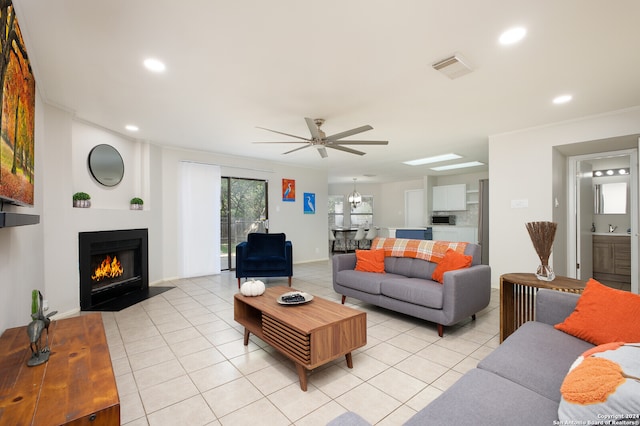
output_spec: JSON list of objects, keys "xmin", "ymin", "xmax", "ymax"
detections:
[
  {"xmin": 144, "ymin": 58, "xmax": 166, "ymax": 73},
  {"xmin": 125, "ymin": 124, "xmax": 139, "ymax": 132},
  {"xmin": 592, "ymin": 168, "xmax": 629, "ymax": 177}
]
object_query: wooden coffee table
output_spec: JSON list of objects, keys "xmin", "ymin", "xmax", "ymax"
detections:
[{"xmin": 234, "ymin": 286, "xmax": 367, "ymax": 391}]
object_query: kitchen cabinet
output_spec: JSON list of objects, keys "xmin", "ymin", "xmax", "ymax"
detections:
[
  {"xmin": 592, "ymin": 234, "xmax": 631, "ymax": 284},
  {"xmin": 432, "ymin": 184, "xmax": 467, "ymax": 211}
]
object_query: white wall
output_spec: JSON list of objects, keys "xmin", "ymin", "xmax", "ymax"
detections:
[
  {"xmin": 40, "ymin": 108, "xmax": 162, "ymax": 318},
  {"xmin": 1, "ymin": 102, "xmax": 330, "ymax": 334},
  {"xmin": 0, "ymin": 93, "xmax": 45, "ymax": 333},
  {"xmin": 489, "ymin": 107, "xmax": 640, "ymax": 288},
  {"xmin": 160, "ymin": 148, "xmax": 329, "ymax": 279}
]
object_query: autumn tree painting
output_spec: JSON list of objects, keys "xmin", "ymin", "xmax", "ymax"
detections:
[{"xmin": 0, "ymin": 0, "xmax": 35, "ymax": 206}]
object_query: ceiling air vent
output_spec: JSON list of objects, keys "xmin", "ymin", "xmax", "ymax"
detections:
[{"xmin": 432, "ymin": 54, "xmax": 472, "ymax": 79}]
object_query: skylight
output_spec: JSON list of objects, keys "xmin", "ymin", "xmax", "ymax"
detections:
[
  {"xmin": 431, "ymin": 161, "xmax": 485, "ymax": 171},
  {"xmin": 403, "ymin": 153, "xmax": 462, "ymax": 166}
]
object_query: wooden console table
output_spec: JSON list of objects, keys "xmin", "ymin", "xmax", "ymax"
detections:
[
  {"xmin": 234, "ymin": 286, "xmax": 366, "ymax": 391},
  {"xmin": 500, "ymin": 273, "xmax": 585, "ymax": 343},
  {"xmin": 0, "ymin": 313, "xmax": 119, "ymax": 425}
]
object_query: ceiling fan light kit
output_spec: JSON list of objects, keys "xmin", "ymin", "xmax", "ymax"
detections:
[{"xmin": 254, "ymin": 118, "xmax": 389, "ymax": 158}]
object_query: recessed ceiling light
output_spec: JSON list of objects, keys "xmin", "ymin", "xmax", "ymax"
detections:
[
  {"xmin": 430, "ymin": 161, "xmax": 484, "ymax": 171},
  {"xmin": 499, "ymin": 27, "xmax": 526, "ymax": 45},
  {"xmin": 144, "ymin": 58, "xmax": 166, "ymax": 73},
  {"xmin": 553, "ymin": 94, "xmax": 572, "ymax": 104},
  {"xmin": 403, "ymin": 153, "xmax": 462, "ymax": 166},
  {"xmin": 125, "ymin": 124, "xmax": 139, "ymax": 132}
]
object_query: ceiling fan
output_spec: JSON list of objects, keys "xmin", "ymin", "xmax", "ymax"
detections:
[{"xmin": 254, "ymin": 117, "xmax": 388, "ymax": 158}]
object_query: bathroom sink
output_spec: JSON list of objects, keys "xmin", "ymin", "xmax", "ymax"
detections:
[{"xmin": 591, "ymin": 232, "xmax": 630, "ymax": 236}]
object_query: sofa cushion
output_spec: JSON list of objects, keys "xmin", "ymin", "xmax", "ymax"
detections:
[
  {"xmin": 354, "ymin": 249, "xmax": 385, "ymax": 273},
  {"xmin": 559, "ymin": 342, "xmax": 640, "ymax": 422},
  {"xmin": 478, "ymin": 321, "xmax": 594, "ymax": 402},
  {"xmin": 431, "ymin": 248, "xmax": 473, "ymax": 283},
  {"xmin": 404, "ymin": 368, "xmax": 560, "ymax": 426},
  {"xmin": 335, "ymin": 270, "xmax": 405, "ymax": 295},
  {"xmin": 383, "ymin": 256, "xmax": 434, "ymax": 280},
  {"xmin": 555, "ymin": 278, "xmax": 640, "ymax": 345},
  {"xmin": 380, "ymin": 278, "xmax": 443, "ymax": 309},
  {"xmin": 243, "ymin": 257, "xmax": 288, "ymax": 271}
]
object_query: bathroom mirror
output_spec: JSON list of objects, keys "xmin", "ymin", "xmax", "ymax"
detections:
[
  {"xmin": 594, "ymin": 182, "xmax": 627, "ymax": 214},
  {"xmin": 88, "ymin": 144, "xmax": 124, "ymax": 187}
]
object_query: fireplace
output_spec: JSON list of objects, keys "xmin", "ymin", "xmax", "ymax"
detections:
[{"xmin": 79, "ymin": 229, "xmax": 149, "ymax": 311}]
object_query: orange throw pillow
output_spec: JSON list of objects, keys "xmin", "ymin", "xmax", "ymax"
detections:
[
  {"xmin": 431, "ymin": 248, "xmax": 472, "ymax": 283},
  {"xmin": 555, "ymin": 278, "xmax": 640, "ymax": 345},
  {"xmin": 354, "ymin": 249, "xmax": 385, "ymax": 273}
]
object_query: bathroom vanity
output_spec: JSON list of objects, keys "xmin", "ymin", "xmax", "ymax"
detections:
[{"xmin": 592, "ymin": 233, "xmax": 631, "ymax": 284}]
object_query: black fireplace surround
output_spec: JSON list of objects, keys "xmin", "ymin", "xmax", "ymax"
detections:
[{"xmin": 79, "ymin": 228, "xmax": 149, "ymax": 311}]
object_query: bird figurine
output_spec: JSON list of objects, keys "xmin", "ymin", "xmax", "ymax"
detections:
[{"xmin": 26, "ymin": 290, "xmax": 57, "ymax": 367}]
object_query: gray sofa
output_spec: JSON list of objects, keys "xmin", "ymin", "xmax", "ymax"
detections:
[
  {"xmin": 332, "ymin": 242, "xmax": 491, "ymax": 336},
  {"xmin": 329, "ymin": 289, "xmax": 592, "ymax": 426}
]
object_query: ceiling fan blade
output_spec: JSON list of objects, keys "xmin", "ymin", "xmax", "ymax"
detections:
[
  {"xmin": 283, "ymin": 144, "xmax": 312, "ymax": 155},
  {"xmin": 329, "ymin": 140, "xmax": 389, "ymax": 145},
  {"xmin": 326, "ymin": 125, "xmax": 373, "ymax": 141},
  {"xmin": 256, "ymin": 126, "xmax": 310, "ymax": 141},
  {"xmin": 326, "ymin": 145, "xmax": 366, "ymax": 156},
  {"xmin": 253, "ymin": 141, "xmax": 308, "ymax": 144},
  {"xmin": 305, "ymin": 117, "xmax": 322, "ymax": 139},
  {"xmin": 317, "ymin": 147, "xmax": 328, "ymax": 158}
]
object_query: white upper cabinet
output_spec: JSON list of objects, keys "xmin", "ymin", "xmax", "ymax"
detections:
[{"xmin": 432, "ymin": 184, "xmax": 467, "ymax": 211}]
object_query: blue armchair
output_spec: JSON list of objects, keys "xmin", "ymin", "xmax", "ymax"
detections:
[{"xmin": 235, "ymin": 233, "xmax": 293, "ymax": 288}]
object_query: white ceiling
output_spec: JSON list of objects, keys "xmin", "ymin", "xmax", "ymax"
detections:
[{"xmin": 15, "ymin": 0, "xmax": 640, "ymax": 183}]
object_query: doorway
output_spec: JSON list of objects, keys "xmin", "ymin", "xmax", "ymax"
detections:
[
  {"xmin": 220, "ymin": 177, "xmax": 268, "ymax": 271},
  {"xmin": 568, "ymin": 148, "xmax": 638, "ymax": 294}
]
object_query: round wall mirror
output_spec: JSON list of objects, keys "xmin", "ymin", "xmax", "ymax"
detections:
[{"xmin": 88, "ymin": 144, "xmax": 124, "ymax": 187}]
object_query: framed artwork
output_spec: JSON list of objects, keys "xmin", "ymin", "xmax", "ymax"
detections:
[
  {"xmin": 282, "ymin": 178, "xmax": 295, "ymax": 202},
  {"xmin": 0, "ymin": 1, "xmax": 36, "ymax": 207},
  {"xmin": 303, "ymin": 193, "xmax": 315, "ymax": 214}
]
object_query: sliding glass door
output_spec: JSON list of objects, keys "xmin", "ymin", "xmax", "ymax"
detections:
[{"xmin": 220, "ymin": 177, "xmax": 268, "ymax": 271}]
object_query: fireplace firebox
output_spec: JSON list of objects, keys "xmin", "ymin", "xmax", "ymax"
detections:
[{"xmin": 79, "ymin": 229, "xmax": 149, "ymax": 311}]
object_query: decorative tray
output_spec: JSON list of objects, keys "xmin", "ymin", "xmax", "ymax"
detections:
[{"xmin": 277, "ymin": 291, "xmax": 314, "ymax": 305}]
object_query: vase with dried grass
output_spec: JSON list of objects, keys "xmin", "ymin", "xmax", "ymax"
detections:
[{"xmin": 525, "ymin": 221, "xmax": 557, "ymax": 281}]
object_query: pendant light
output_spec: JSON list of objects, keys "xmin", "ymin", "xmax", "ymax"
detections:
[{"xmin": 348, "ymin": 178, "xmax": 362, "ymax": 208}]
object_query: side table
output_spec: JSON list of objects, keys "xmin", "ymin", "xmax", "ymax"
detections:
[{"xmin": 500, "ymin": 273, "xmax": 585, "ymax": 343}]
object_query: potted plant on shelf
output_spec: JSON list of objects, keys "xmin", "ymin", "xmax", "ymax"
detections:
[
  {"xmin": 72, "ymin": 192, "xmax": 91, "ymax": 208},
  {"xmin": 130, "ymin": 197, "xmax": 144, "ymax": 210}
]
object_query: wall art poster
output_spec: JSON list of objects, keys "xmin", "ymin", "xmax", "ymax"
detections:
[
  {"xmin": 303, "ymin": 192, "xmax": 315, "ymax": 214},
  {"xmin": 0, "ymin": 1, "xmax": 36, "ymax": 206},
  {"xmin": 282, "ymin": 178, "xmax": 295, "ymax": 202}
]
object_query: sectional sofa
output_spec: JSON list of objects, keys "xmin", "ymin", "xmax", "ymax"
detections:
[{"xmin": 330, "ymin": 283, "xmax": 640, "ymax": 425}]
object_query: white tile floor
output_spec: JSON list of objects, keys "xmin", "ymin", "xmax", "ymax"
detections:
[{"xmin": 98, "ymin": 260, "xmax": 500, "ymax": 425}]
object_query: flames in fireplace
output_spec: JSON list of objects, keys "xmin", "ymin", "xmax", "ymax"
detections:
[{"xmin": 91, "ymin": 255, "xmax": 124, "ymax": 282}]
